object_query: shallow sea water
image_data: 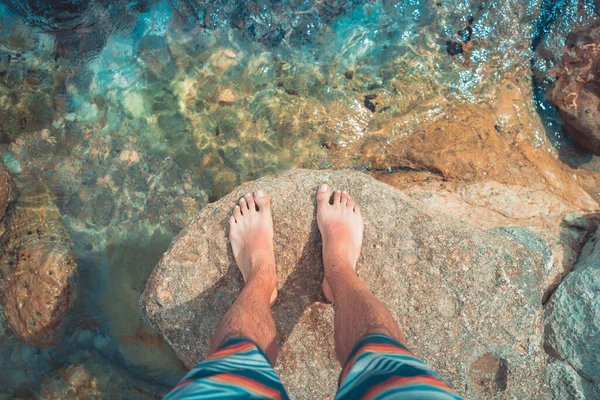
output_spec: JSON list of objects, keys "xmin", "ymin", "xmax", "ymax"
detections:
[{"xmin": 0, "ymin": 0, "xmax": 598, "ymax": 397}]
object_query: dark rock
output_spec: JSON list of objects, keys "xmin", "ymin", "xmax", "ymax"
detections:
[
  {"xmin": 363, "ymin": 98, "xmax": 376, "ymax": 112},
  {"xmin": 458, "ymin": 26, "xmax": 473, "ymax": 43},
  {"xmin": 469, "ymin": 352, "xmax": 509, "ymax": 395},
  {"xmin": 0, "ymin": 168, "xmax": 12, "ymax": 221},
  {"xmin": 92, "ymin": 189, "xmax": 116, "ymax": 227},
  {"xmin": 547, "ymin": 20, "xmax": 600, "ymax": 154},
  {"xmin": 446, "ymin": 40, "xmax": 463, "ymax": 56},
  {"xmin": 1, "ymin": 0, "xmax": 141, "ymax": 33},
  {"xmin": 169, "ymin": 0, "xmax": 371, "ymax": 45}
]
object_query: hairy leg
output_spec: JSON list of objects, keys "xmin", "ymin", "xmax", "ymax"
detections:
[
  {"xmin": 316, "ymin": 184, "xmax": 406, "ymax": 365},
  {"xmin": 209, "ymin": 190, "xmax": 279, "ymax": 364}
]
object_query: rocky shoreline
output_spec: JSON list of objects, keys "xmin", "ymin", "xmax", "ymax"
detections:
[
  {"xmin": 141, "ymin": 153, "xmax": 600, "ymax": 399},
  {"xmin": 141, "ymin": 16, "xmax": 600, "ymax": 395},
  {"xmin": 0, "ymin": 0, "xmax": 599, "ymax": 398}
]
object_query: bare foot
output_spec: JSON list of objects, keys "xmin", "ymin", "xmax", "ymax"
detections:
[
  {"xmin": 229, "ymin": 190, "xmax": 278, "ymax": 304},
  {"xmin": 316, "ymin": 183, "xmax": 363, "ymax": 302}
]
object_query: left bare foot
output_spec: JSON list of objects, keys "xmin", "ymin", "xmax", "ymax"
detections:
[{"xmin": 229, "ymin": 190, "xmax": 278, "ymax": 304}]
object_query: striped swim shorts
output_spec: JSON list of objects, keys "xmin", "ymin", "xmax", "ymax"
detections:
[{"xmin": 165, "ymin": 334, "xmax": 463, "ymax": 399}]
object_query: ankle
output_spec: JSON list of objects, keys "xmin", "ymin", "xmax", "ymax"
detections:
[
  {"xmin": 248, "ymin": 248, "xmax": 275, "ymax": 267},
  {"xmin": 245, "ymin": 273, "xmax": 277, "ymax": 296},
  {"xmin": 324, "ymin": 255, "xmax": 356, "ymax": 278},
  {"xmin": 324, "ymin": 267, "xmax": 361, "ymax": 298}
]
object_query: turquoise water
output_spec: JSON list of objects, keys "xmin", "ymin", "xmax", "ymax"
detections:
[{"xmin": 0, "ymin": 0, "xmax": 597, "ymax": 397}]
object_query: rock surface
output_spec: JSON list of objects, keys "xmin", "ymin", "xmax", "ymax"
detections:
[
  {"xmin": 547, "ymin": 20, "xmax": 600, "ymax": 154},
  {"xmin": 544, "ymin": 225, "xmax": 600, "ymax": 398},
  {"xmin": 346, "ymin": 103, "xmax": 600, "ymax": 299},
  {"xmin": 393, "ymin": 179, "xmax": 599, "ymax": 302},
  {"xmin": 142, "ymin": 169, "xmax": 548, "ymax": 399},
  {"xmin": 0, "ymin": 181, "xmax": 77, "ymax": 347}
]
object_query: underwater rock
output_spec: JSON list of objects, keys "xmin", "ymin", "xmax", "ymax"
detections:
[
  {"xmin": 39, "ymin": 349, "xmax": 171, "ymax": 399},
  {"xmin": 446, "ymin": 40, "xmax": 463, "ymax": 56},
  {"xmin": 169, "ymin": 0, "xmax": 370, "ymax": 45},
  {"xmin": 0, "ymin": 181, "xmax": 77, "ymax": 347},
  {"xmin": 0, "ymin": 167, "xmax": 12, "ymax": 221},
  {"xmin": 547, "ymin": 20, "xmax": 600, "ymax": 154},
  {"xmin": 1, "ymin": 0, "xmax": 146, "ymax": 33},
  {"xmin": 142, "ymin": 169, "xmax": 547, "ymax": 399},
  {"xmin": 98, "ymin": 222, "xmax": 187, "ymax": 377},
  {"xmin": 208, "ymin": 48, "xmax": 239, "ymax": 73},
  {"xmin": 1, "ymin": 0, "xmax": 93, "ymax": 31},
  {"xmin": 544, "ymin": 224, "xmax": 600, "ymax": 399}
]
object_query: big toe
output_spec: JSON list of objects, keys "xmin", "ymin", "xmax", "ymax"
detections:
[
  {"xmin": 254, "ymin": 189, "xmax": 270, "ymax": 211},
  {"xmin": 316, "ymin": 183, "xmax": 333, "ymax": 206}
]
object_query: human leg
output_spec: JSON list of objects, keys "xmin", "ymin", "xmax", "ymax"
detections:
[
  {"xmin": 316, "ymin": 184, "xmax": 462, "ymax": 399},
  {"xmin": 165, "ymin": 190, "xmax": 289, "ymax": 400},
  {"xmin": 209, "ymin": 190, "xmax": 278, "ymax": 363},
  {"xmin": 316, "ymin": 184, "xmax": 405, "ymax": 364}
]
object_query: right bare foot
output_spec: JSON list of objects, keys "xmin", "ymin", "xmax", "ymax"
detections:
[{"xmin": 316, "ymin": 183, "xmax": 364, "ymax": 302}]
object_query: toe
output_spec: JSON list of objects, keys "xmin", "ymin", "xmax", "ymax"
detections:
[
  {"xmin": 346, "ymin": 196, "xmax": 355, "ymax": 209},
  {"xmin": 239, "ymin": 197, "xmax": 247, "ymax": 213},
  {"xmin": 245, "ymin": 192, "xmax": 256, "ymax": 211},
  {"xmin": 254, "ymin": 189, "xmax": 270, "ymax": 211},
  {"xmin": 233, "ymin": 205, "xmax": 241, "ymax": 220},
  {"xmin": 316, "ymin": 183, "xmax": 333, "ymax": 206},
  {"xmin": 341, "ymin": 190, "xmax": 349, "ymax": 206},
  {"xmin": 334, "ymin": 190, "xmax": 341, "ymax": 204},
  {"xmin": 229, "ymin": 215, "xmax": 236, "ymax": 226}
]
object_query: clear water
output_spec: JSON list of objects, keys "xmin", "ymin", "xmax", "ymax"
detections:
[{"xmin": 0, "ymin": 0, "xmax": 597, "ymax": 397}]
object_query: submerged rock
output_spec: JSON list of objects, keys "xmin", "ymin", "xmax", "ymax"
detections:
[
  {"xmin": 0, "ymin": 181, "xmax": 77, "ymax": 347},
  {"xmin": 39, "ymin": 349, "xmax": 170, "ymax": 399},
  {"xmin": 142, "ymin": 169, "xmax": 547, "ymax": 399},
  {"xmin": 169, "ymin": 0, "xmax": 371, "ymax": 45},
  {"xmin": 0, "ymin": 167, "xmax": 12, "ymax": 221},
  {"xmin": 547, "ymin": 20, "xmax": 600, "ymax": 154},
  {"xmin": 544, "ymin": 225, "xmax": 600, "ymax": 399}
]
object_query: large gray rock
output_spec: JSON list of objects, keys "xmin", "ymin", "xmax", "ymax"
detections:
[
  {"xmin": 544, "ymin": 225, "xmax": 600, "ymax": 399},
  {"xmin": 546, "ymin": 360, "xmax": 587, "ymax": 400},
  {"xmin": 141, "ymin": 169, "xmax": 548, "ymax": 399}
]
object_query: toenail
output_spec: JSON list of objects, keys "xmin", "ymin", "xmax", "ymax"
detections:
[
  {"xmin": 257, "ymin": 189, "xmax": 264, "ymax": 198},
  {"xmin": 320, "ymin": 184, "xmax": 328, "ymax": 192},
  {"xmin": 240, "ymin": 198, "xmax": 246, "ymax": 202},
  {"xmin": 245, "ymin": 192, "xmax": 251, "ymax": 198},
  {"xmin": 342, "ymin": 190, "xmax": 348, "ymax": 194}
]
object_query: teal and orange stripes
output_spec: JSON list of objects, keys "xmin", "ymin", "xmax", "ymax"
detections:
[
  {"xmin": 339, "ymin": 341, "xmax": 416, "ymax": 383},
  {"xmin": 165, "ymin": 334, "xmax": 462, "ymax": 400},
  {"xmin": 205, "ymin": 340, "xmax": 256, "ymax": 360},
  {"xmin": 165, "ymin": 336, "xmax": 289, "ymax": 400},
  {"xmin": 336, "ymin": 334, "xmax": 462, "ymax": 400}
]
